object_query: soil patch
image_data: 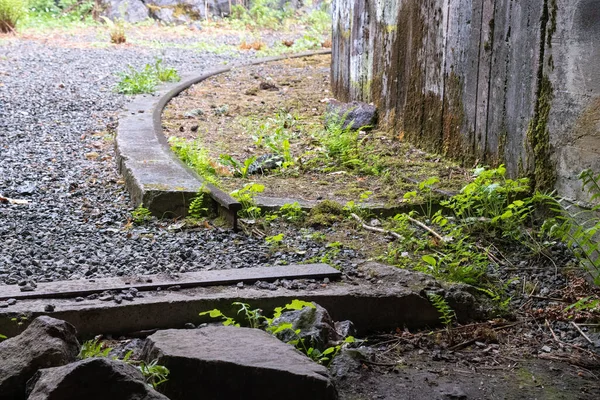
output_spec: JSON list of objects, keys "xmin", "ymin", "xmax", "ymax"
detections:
[{"xmin": 162, "ymin": 54, "xmax": 470, "ymax": 206}]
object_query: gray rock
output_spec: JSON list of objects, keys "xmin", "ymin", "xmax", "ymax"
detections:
[
  {"xmin": 26, "ymin": 358, "xmax": 168, "ymax": 400},
  {"xmin": 142, "ymin": 326, "xmax": 338, "ymax": 400},
  {"xmin": 0, "ymin": 316, "xmax": 79, "ymax": 400},
  {"xmin": 329, "ymin": 348, "xmax": 371, "ymax": 379},
  {"xmin": 103, "ymin": 0, "xmax": 150, "ymax": 23},
  {"xmin": 325, "ymin": 100, "xmax": 377, "ymax": 131},
  {"xmin": 271, "ymin": 303, "xmax": 341, "ymax": 351},
  {"xmin": 334, "ymin": 320, "xmax": 356, "ymax": 338},
  {"xmin": 152, "ymin": 7, "xmax": 190, "ymax": 25},
  {"xmin": 247, "ymin": 154, "xmax": 284, "ymax": 175}
]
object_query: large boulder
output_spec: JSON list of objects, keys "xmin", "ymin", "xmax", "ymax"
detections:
[
  {"xmin": 26, "ymin": 358, "xmax": 169, "ymax": 400},
  {"xmin": 104, "ymin": 0, "xmax": 150, "ymax": 23},
  {"xmin": 325, "ymin": 100, "xmax": 378, "ymax": 131},
  {"xmin": 142, "ymin": 326, "xmax": 338, "ymax": 400},
  {"xmin": 0, "ymin": 316, "xmax": 79, "ymax": 400}
]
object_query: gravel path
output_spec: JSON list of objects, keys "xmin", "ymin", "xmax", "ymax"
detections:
[{"xmin": 0, "ymin": 29, "xmax": 342, "ymax": 286}]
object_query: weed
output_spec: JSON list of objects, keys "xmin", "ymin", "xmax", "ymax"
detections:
[
  {"xmin": 565, "ymin": 296, "xmax": 600, "ymax": 313},
  {"xmin": 219, "ymin": 154, "xmax": 256, "ymax": 179},
  {"xmin": 138, "ymin": 359, "xmax": 170, "ymax": 389},
  {"xmin": 278, "ymin": 202, "xmax": 305, "ymax": 222},
  {"xmin": 116, "ymin": 59, "xmax": 180, "ymax": 95},
  {"xmin": 188, "ymin": 187, "xmax": 209, "ymax": 219},
  {"xmin": 169, "ymin": 137, "xmax": 221, "ymax": 185},
  {"xmin": 230, "ymin": 183, "xmax": 265, "ymax": 219},
  {"xmin": 541, "ymin": 169, "xmax": 600, "ymax": 285},
  {"xmin": 199, "ymin": 299, "xmax": 353, "ymax": 366},
  {"xmin": 0, "ymin": 333, "xmax": 6, "ymax": 341},
  {"xmin": 344, "ymin": 190, "xmax": 373, "ymax": 218},
  {"xmin": 100, "ymin": 16, "xmax": 126, "ymax": 44},
  {"xmin": 265, "ymin": 233, "xmax": 285, "ymax": 247},
  {"xmin": 79, "ymin": 339, "xmax": 112, "ymax": 359},
  {"xmin": 0, "ymin": 0, "xmax": 27, "ymax": 32},
  {"xmin": 427, "ymin": 293, "xmax": 456, "ymax": 328},
  {"xmin": 132, "ymin": 205, "xmax": 152, "ymax": 224},
  {"xmin": 404, "ymin": 177, "xmax": 440, "ymax": 219},
  {"xmin": 229, "ymin": 0, "xmax": 294, "ymax": 30}
]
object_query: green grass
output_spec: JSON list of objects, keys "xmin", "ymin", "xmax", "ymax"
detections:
[
  {"xmin": 116, "ymin": 59, "xmax": 180, "ymax": 95},
  {"xmin": 0, "ymin": 0, "xmax": 27, "ymax": 32}
]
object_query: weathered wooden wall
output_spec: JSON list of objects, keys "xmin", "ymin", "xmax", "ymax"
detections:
[{"xmin": 332, "ymin": 0, "xmax": 600, "ymax": 200}]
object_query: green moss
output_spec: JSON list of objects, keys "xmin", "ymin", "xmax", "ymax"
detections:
[{"xmin": 306, "ymin": 200, "xmax": 344, "ymax": 227}]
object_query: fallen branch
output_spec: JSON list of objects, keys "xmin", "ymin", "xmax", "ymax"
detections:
[
  {"xmin": 571, "ymin": 321, "xmax": 595, "ymax": 345},
  {"xmin": 350, "ymin": 213, "xmax": 403, "ymax": 241},
  {"xmin": 405, "ymin": 215, "xmax": 448, "ymax": 243}
]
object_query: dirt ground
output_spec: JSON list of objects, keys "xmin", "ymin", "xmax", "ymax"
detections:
[{"xmin": 162, "ymin": 54, "xmax": 470, "ymax": 205}]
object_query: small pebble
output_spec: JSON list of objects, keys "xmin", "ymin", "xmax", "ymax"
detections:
[
  {"xmin": 6, "ymin": 298, "xmax": 17, "ymax": 306},
  {"xmin": 541, "ymin": 345, "xmax": 552, "ymax": 353},
  {"xmin": 184, "ymin": 323, "xmax": 195, "ymax": 329},
  {"xmin": 44, "ymin": 304, "xmax": 55, "ymax": 312},
  {"xmin": 236, "ymin": 282, "xmax": 244, "ymax": 288}
]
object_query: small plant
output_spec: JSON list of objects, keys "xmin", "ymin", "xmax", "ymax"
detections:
[
  {"xmin": 427, "ymin": 293, "xmax": 456, "ymax": 329},
  {"xmin": 132, "ymin": 205, "xmax": 152, "ymax": 224},
  {"xmin": 230, "ymin": 183, "xmax": 265, "ymax": 219},
  {"xmin": 116, "ymin": 64, "xmax": 157, "ymax": 95},
  {"xmin": 116, "ymin": 59, "xmax": 180, "ymax": 95},
  {"xmin": 265, "ymin": 233, "xmax": 285, "ymax": 247},
  {"xmin": 542, "ymin": 169, "xmax": 600, "ymax": 285},
  {"xmin": 219, "ymin": 154, "xmax": 256, "ymax": 179},
  {"xmin": 0, "ymin": 333, "xmax": 6, "ymax": 341},
  {"xmin": 170, "ymin": 138, "xmax": 221, "ymax": 185},
  {"xmin": 188, "ymin": 187, "xmax": 209, "ymax": 219},
  {"xmin": 100, "ymin": 16, "xmax": 126, "ymax": 44},
  {"xmin": 153, "ymin": 58, "xmax": 180, "ymax": 82},
  {"xmin": 138, "ymin": 359, "xmax": 170, "ymax": 389},
  {"xmin": 278, "ymin": 202, "xmax": 305, "ymax": 222},
  {"xmin": 79, "ymin": 339, "xmax": 112, "ymax": 359},
  {"xmin": 403, "ymin": 177, "xmax": 440, "ymax": 219},
  {"xmin": 199, "ymin": 299, "xmax": 352, "ymax": 366},
  {"xmin": 0, "ymin": 0, "xmax": 27, "ymax": 33}
]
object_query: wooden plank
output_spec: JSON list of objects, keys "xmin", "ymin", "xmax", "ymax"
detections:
[
  {"xmin": 474, "ymin": 0, "xmax": 496, "ymax": 160},
  {"xmin": 442, "ymin": 0, "xmax": 476, "ymax": 158},
  {"xmin": 503, "ymin": 0, "xmax": 544, "ymax": 176},
  {"xmin": 421, "ymin": 0, "xmax": 447, "ymax": 151},
  {"xmin": 0, "ymin": 264, "xmax": 342, "ymax": 301},
  {"xmin": 485, "ymin": 0, "xmax": 513, "ymax": 164}
]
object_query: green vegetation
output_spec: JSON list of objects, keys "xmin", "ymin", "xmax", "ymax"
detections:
[
  {"xmin": 427, "ymin": 293, "xmax": 456, "ymax": 329},
  {"xmin": 23, "ymin": 0, "xmax": 97, "ymax": 29},
  {"xmin": 132, "ymin": 205, "xmax": 152, "ymax": 224},
  {"xmin": 79, "ymin": 339, "xmax": 169, "ymax": 388},
  {"xmin": 230, "ymin": 182, "xmax": 265, "ymax": 219},
  {"xmin": 200, "ymin": 299, "xmax": 354, "ymax": 366},
  {"xmin": 278, "ymin": 202, "xmax": 305, "ymax": 222},
  {"xmin": 116, "ymin": 59, "xmax": 180, "ymax": 95},
  {"xmin": 541, "ymin": 169, "xmax": 600, "ymax": 285},
  {"xmin": 229, "ymin": 0, "xmax": 295, "ymax": 30},
  {"xmin": 0, "ymin": 0, "xmax": 27, "ymax": 32},
  {"xmin": 100, "ymin": 16, "xmax": 126, "ymax": 44},
  {"xmin": 188, "ymin": 187, "xmax": 209, "ymax": 219},
  {"xmin": 169, "ymin": 138, "xmax": 220, "ymax": 185}
]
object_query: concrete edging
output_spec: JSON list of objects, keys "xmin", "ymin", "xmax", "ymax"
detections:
[{"xmin": 115, "ymin": 50, "xmax": 331, "ymax": 230}]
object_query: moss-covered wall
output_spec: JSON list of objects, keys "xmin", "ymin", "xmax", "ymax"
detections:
[{"xmin": 332, "ymin": 0, "xmax": 600, "ymax": 197}]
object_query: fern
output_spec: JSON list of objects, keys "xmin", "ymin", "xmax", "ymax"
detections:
[{"xmin": 427, "ymin": 293, "xmax": 456, "ymax": 328}]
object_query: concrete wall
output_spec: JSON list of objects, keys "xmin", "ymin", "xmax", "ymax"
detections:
[{"xmin": 331, "ymin": 0, "xmax": 600, "ymax": 201}]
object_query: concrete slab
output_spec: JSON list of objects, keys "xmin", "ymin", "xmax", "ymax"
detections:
[
  {"xmin": 0, "ymin": 264, "xmax": 341, "ymax": 301},
  {"xmin": 0, "ymin": 264, "xmax": 489, "ymax": 338}
]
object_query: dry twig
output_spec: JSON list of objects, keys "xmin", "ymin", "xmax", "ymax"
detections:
[
  {"xmin": 350, "ymin": 213, "xmax": 403, "ymax": 240},
  {"xmin": 405, "ymin": 215, "xmax": 448, "ymax": 243},
  {"xmin": 571, "ymin": 321, "xmax": 595, "ymax": 345}
]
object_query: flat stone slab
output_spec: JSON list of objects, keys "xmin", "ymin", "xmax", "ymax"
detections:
[
  {"xmin": 0, "ymin": 264, "xmax": 341, "ymax": 301},
  {"xmin": 142, "ymin": 326, "xmax": 338, "ymax": 400}
]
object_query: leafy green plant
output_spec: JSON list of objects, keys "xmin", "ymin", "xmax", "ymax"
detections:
[
  {"xmin": 188, "ymin": 187, "xmax": 209, "ymax": 219},
  {"xmin": 79, "ymin": 339, "xmax": 113, "ymax": 359},
  {"xmin": 199, "ymin": 300, "xmax": 352, "ymax": 366},
  {"xmin": 278, "ymin": 202, "xmax": 305, "ymax": 222},
  {"xmin": 427, "ymin": 293, "xmax": 456, "ymax": 328},
  {"xmin": 219, "ymin": 154, "xmax": 256, "ymax": 179},
  {"xmin": 116, "ymin": 64, "xmax": 157, "ymax": 95},
  {"xmin": 565, "ymin": 296, "xmax": 600, "ymax": 313},
  {"xmin": 132, "ymin": 205, "xmax": 152, "ymax": 224},
  {"xmin": 404, "ymin": 177, "xmax": 441, "ymax": 219},
  {"xmin": 138, "ymin": 359, "xmax": 170, "ymax": 389},
  {"xmin": 116, "ymin": 59, "xmax": 180, "ymax": 94},
  {"xmin": 265, "ymin": 233, "xmax": 285, "ymax": 247},
  {"xmin": 0, "ymin": 0, "xmax": 27, "ymax": 32},
  {"xmin": 0, "ymin": 333, "xmax": 7, "ymax": 341},
  {"xmin": 230, "ymin": 183, "xmax": 265, "ymax": 219},
  {"xmin": 169, "ymin": 137, "xmax": 220, "ymax": 185},
  {"xmin": 229, "ymin": 0, "xmax": 294, "ymax": 30},
  {"xmin": 541, "ymin": 169, "xmax": 600, "ymax": 285}
]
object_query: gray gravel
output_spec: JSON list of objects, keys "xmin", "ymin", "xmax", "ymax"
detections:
[{"xmin": 0, "ymin": 31, "xmax": 344, "ymax": 285}]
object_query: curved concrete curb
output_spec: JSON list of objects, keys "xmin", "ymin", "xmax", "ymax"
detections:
[{"xmin": 115, "ymin": 50, "xmax": 331, "ymax": 229}]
